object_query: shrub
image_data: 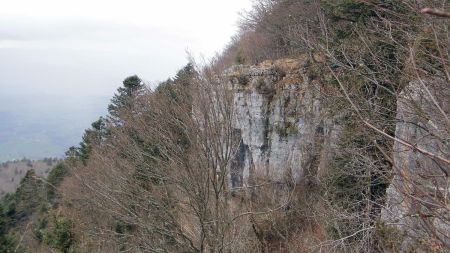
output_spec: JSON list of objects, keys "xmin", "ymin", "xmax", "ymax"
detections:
[
  {"xmin": 46, "ymin": 163, "xmax": 68, "ymax": 200},
  {"xmin": 44, "ymin": 216, "xmax": 75, "ymax": 253},
  {"xmin": 0, "ymin": 233, "xmax": 17, "ymax": 253},
  {"xmin": 33, "ymin": 216, "xmax": 49, "ymax": 243}
]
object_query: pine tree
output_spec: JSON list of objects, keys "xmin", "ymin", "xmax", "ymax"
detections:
[
  {"xmin": 77, "ymin": 116, "xmax": 109, "ymax": 163},
  {"xmin": 108, "ymin": 75, "xmax": 144, "ymax": 122}
]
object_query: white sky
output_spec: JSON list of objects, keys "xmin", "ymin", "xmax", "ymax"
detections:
[{"xmin": 0, "ymin": 0, "xmax": 252, "ymax": 97}]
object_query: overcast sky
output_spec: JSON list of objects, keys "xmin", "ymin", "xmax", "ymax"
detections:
[{"xmin": 0, "ymin": 0, "xmax": 252, "ymax": 97}]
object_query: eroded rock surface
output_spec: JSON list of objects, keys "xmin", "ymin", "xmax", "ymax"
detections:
[
  {"xmin": 381, "ymin": 80, "xmax": 450, "ymax": 251},
  {"xmin": 227, "ymin": 57, "xmax": 338, "ymax": 185}
]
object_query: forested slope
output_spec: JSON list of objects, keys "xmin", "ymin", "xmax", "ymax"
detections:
[{"xmin": 1, "ymin": 0, "xmax": 449, "ymax": 252}]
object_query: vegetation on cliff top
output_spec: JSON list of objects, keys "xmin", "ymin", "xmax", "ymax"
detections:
[{"xmin": 1, "ymin": 0, "xmax": 449, "ymax": 252}]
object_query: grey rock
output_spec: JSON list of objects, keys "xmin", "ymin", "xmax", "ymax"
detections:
[
  {"xmin": 381, "ymin": 79, "xmax": 450, "ymax": 251},
  {"xmin": 227, "ymin": 58, "xmax": 338, "ymax": 186}
]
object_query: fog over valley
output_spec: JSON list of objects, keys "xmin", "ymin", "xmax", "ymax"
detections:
[
  {"xmin": 0, "ymin": 94, "xmax": 109, "ymax": 161},
  {"xmin": 0, "ymin": 0, "xmax": 449, "ymax": 252},
  {"xmin": 0, "ymin": 0, "xmax": 251, "ymax": 162}
]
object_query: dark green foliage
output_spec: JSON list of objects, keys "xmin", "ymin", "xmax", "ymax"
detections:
[
  {"xmin": 0, "ymin": 232, "xmax": 17, "ymax": 253},
  {"xmin": 47, "ymin": 163, "xmax": 68, "ymax": 189},
  {"xmin": 322, "ymin": 0, "xmax": 377, "ymax": 47},
  {"xmin": 108, "ymin": 75, "xmax": 144, "ymax": 120},
  {"xmin": 113, "ymin": 220, "xmax": 126, "ymax": 235},
  {"xmin": 132, "ymin": 64, "xmax": 196, "ymax": 188},
  {"xmin": 46, "ymin": 163, "xmax": 68, "ymax": 200},
  {"xmin": 0, "ymin": 161, "xmax": 77, "ymax": 252},
  {"xmin": 157, "ymin": 80, "xmax": 179, "ymax": 101},
  {"xmin": 1, "ymin": 194, "xmax": 16, "ymax": 218},
  {"xmin": 0, "ymin": 204, "xmax": 17, "ymax": 253},
  {"xmin": 319, "ymin": 5, "xmax": 409, "ymax": 239},
  {"xmin": 0, "ymin": 170, "xmax": 47, "ymax": 253},
  {"xmin": 235, "ymin": 50, "xmax": 246, "ymax": 64},
  {"xmin": 73, "ymin": 76, "xmax": 145, "ymax": 163},
  {"xmin": 44, "ymin": 216, "xmax": 75, "ymax": 253},
  {"xmin": 0, "ymin": 206, "xmax": 7, "ymax": 235},
  {"xmin": 0, "ymin": 166, "xmax": 75, "ymax": 252},
  {"xmin": 173, "ymin": 63, "xmax": 195, "ymax": 87},
  {"xmin": 77, "ymin": 117, "xmax": 110, "ymax": 163},
  {"xmin": 33, "ymin": 216, "xmax": 48, "ymax": 243},
  {"xmin": 156, "ymin": 63, "xmax": 195, "ymax": 100},
  {"xmin": 12, "ymin": 170, "xmax": 46, "ymax": 222},
  {"xmin": 322, "ymin": 0, "xmax": 374, "ymax": 23},
  {"xmin": 112, "ymin": 220, "xmax": 134, "ymax": 251},
  {"xmin": 64, "ymin": 146, "xmax": 78, "ymax": 161},
  {"xmin": 324, "ymin": 119, "xmax": 391, "ymax": 242},
  {"xmin": 77, "ymin": 133, "xmax": 91, "ymax": 163}
]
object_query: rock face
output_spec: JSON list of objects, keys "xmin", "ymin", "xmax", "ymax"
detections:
[
  {"xmin": 226, "ymin": 58, "xmax": 450, "ymax": 250},
  {"xmin": 227, "ymin": 56, "xmax": 338, "ymax": 186},
  {"xmin": 381, "ymin": 80, "xmax": 450, "ymax": 251}
]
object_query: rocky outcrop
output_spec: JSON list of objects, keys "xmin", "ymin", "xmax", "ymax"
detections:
[
  {"xmin": 381, "ymin": 79, "xmax": 450, "ymax": 251},
  {"xmin": 223, "ymin": 56, "xmax": 450, "ymax": 251},
  {"xmin": 227, "ymin": 56, "xmax": 338, "ymax": 186}
]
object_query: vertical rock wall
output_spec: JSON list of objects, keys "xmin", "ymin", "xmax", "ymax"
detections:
[
  {"xmin": 226, "ymin": 57, "xmax": 337, "ymax": 185},
  {"xmin": 381, "ymin": 80, "xmax": 450, "ymax": 251},
  {"xmin": 223, "ymin": 57, "xmax": 449, "ymax": 250}
]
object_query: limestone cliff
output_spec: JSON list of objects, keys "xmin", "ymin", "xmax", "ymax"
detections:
[
  {"xmin": 226, "ymin": 58, "xmax": 449, "ymax": 251},
  {"xmin": 226, "ymin": 56, "xmax": 338, "ymax": 186},
  {"xmin": 381, "ymin": 79, "xmax": 450, "ymax": 251}
]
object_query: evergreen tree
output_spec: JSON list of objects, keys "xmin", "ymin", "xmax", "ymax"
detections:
[
  {"xmin": 108, "ymin": 75, "xmax": 144, "ymax": 121},
  {"xmin": 155, "ymin": 63, "xmax": 196, "ymax": 101},
  {"xmin": 77, "ymin": 116, "xmax": 109, "ymax": 163},
  {"xmin": 72, "ymin": 75, "xmax": 144, "ymax": 163},
  {"xmin": 65, "ymin": 146, "xmax": 79, "ymax": 160},
  {"xmin": 173, "ymin": 63, "xmax": 195, "ymax": 87},
  {"xmin": 0, "ymin": 204, "xmax": 14, "ymax": 253}
]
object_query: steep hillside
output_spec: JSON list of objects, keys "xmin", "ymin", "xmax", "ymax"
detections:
[{"xmin": 1, "ymin": 0, "xmax": 449, "ymax": 252}]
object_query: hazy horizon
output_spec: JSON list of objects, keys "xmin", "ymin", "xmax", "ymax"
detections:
[
  {"xmin": 0, "ymin": 94, "xmax": 110, "ymax": 162},
  {"xmin": 0, "ymin": 0, "xmax": 252, "ymax": 161},
  {"xmin": 1, "ymin": 0, "xmax": 252, "ymax": 97}
]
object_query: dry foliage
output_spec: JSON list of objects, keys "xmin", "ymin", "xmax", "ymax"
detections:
[{"xmin": 49, "ymin": 0, "xmax": 450, "ymax": 252}]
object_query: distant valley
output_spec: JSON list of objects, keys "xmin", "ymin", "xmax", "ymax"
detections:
[{"xmin": 0, "ymin": 94, "xmax": 109, "ymax": 161}]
